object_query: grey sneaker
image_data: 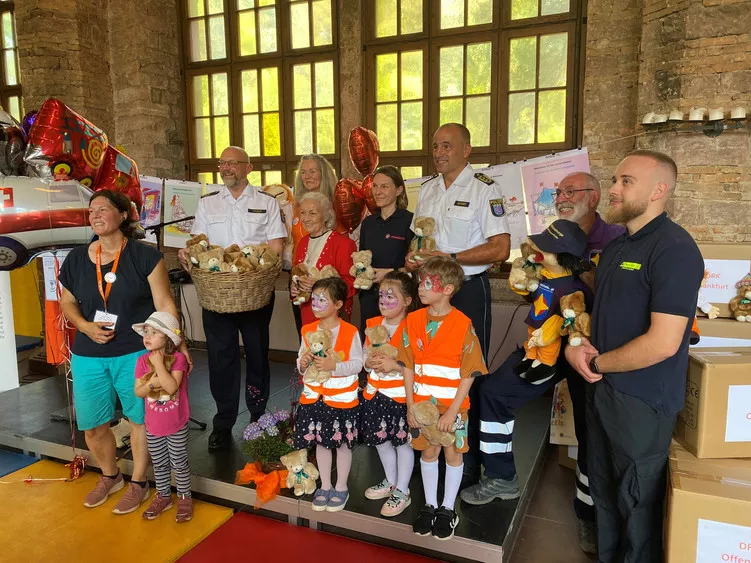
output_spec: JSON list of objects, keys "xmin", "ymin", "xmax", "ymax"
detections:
[
  {"xmin": 460, "ymin": 475, "xmax": 520, "ymax": 505},
  {"xmin": 577, "ymin": 518, "xmax": 597, "ymax": 554}
]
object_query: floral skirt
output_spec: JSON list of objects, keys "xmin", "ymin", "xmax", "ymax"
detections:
[
  {"xmin": 359, "ymin": 391, "xmax": 409, "ymax": 447},
  {"xmin": 294, "ymin": 397, "xmax": 359, "ymax": 450}
]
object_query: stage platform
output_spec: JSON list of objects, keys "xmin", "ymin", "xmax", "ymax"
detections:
[{"xmin": 0, "ymin": 350, "xmax": 552, "ymax": 562}]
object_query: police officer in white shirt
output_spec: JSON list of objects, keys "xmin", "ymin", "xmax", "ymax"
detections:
[
  {"xmin": 406, "ymin": 123, "xmax": 511, "ymax": 481},
  {"xmin": 178, "ymin": 146, "xmax": 286, "ymax": 452}
]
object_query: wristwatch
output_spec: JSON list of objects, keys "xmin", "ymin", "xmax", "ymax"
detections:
[
  {"xmin": 589, "ymin": 355, "xmax": 601, "ymax": 374},
  {"xmin": 450, "ymin": 253, "xmax": 458, "ymax": 261}
]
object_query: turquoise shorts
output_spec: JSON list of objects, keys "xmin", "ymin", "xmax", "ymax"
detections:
[{"xmin": 70, "ymin": 351, "xmax": 144, "ymax": 431}]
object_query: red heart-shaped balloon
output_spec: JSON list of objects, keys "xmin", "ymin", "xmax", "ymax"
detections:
[
  {"xmin": 348, "ymin": 127, "xmax": 380, "ymax": 177},
  {"xmin": 94, "ymin": 146, "xmax": 143, "ymax": 215},
  {"xmin": 334, "ymin": 178, "xmax": 365, "ymax": 233},
  {"xmin": 358, "ymin": 174, "xmax": 378, "ymax": 215}
]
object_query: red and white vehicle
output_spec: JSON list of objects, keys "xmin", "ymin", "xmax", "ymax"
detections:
[{"xmin": 0, "ymin": 175, "xmax": 94, "ymax": 270}]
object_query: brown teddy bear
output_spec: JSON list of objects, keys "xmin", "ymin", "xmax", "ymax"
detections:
[
  {"xmin": 256, "ymin": 245, "xmax": 280, "ymax": 269},
  {"xmin": 509, "ymin": 240, "xmax": 542, "ymax": 292},
  {"xmin": 186, "ymin": 233, "xmax": 210, "ymax": 266},
  {"xmin": 364, "ymin": 324, "xmax": 399, "ymax": 375},
  {"xmin": 139, "ymin": 355, "xmax": 176, "ymax": 403},
  {"xmin": 301, "ymin": 327, "xmax": 335, "ymax": 384},
  {"xmin": 350, "ymin": 250, "xmax": 376, "ymax": 290},
  {"xmin": 559, "ymin": 291, "xmax": 591, "ymax": 346},
  {"xmin": 409, "ymin": 401, "xmax": 456, "ymax": 448},
  {"xmin": 729, "ymin": 274, "xmax": 751, "ymax": 322},
  {"xmin": 291, "ymin": 263, "xmax": 312, "ymax": 305},
  {"xmin": 408, "ymin": 216, "xmax": 437, "ymax": 262},
  {"xmin": 280, "ymin": 449, "xmax": 319, "ymax": 496},
  {"xmin": 198, "ymin": 247, "xmax": 224, "ymax": 271}
]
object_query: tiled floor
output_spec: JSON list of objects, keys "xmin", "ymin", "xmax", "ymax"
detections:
[{"xmin": 508, "ymin": 446, "xmax": 595, "ymax": 563}]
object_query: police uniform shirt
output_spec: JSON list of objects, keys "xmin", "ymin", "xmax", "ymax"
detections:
[
  {"xmin": 192, "ymin": 184, "xmax": 287, "ymax": 248},
  {"xmin": 412, "ymin": 163, "xmax": 511, "ymax": 276},
  {"xmin": 591, "ymin": 212, "xmax": 703, "ymax": 416}
]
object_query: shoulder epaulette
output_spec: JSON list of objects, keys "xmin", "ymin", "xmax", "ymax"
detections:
[
  {"xmin": 474, "ymin": 172, "xmax": 494, "ymax": 185},
  {"xmin": 201, "ymin": 191, "xmax": 219, "ymax": 198},
  {"xmin": 422, "ymin": 174, "xmax": 438, "ymax": 185}
]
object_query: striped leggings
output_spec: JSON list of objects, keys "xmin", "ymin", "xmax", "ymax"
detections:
[{"xmin": 146, "ymin": 424, "xmax": 192, "ymax": 497}]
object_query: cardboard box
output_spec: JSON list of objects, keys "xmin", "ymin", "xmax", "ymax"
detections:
[
  {"xmin": 665, "ymin": 441, "xmax": 751, "ymax": 563},
  {"xmin": 557, "ymin": 445, "xmax": 578, "ymax": 471},
  {"xmin": 698, "ymin": 243, "xmax": 751, "ymax": 319},
  {"xmin": 696, "ymin": 317, "xmax": 751, "ymax": 342},
  {"xmin": 674, "ymin": 348, "xmax": 751, "ymax": 458},
  {"xmin": 550, "ymin": 379, "xmax": 578, "ymax": 446}
]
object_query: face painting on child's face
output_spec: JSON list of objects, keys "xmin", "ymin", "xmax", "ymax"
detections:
[
  {"xmin": 311, "ymin": 291, "xmax": 330, "ymax": 313},
  {"xmin": 418, "ymin": 273, "xmax": 446, "ymax": 294},
  {"xmin": 379, "ymin": 285, "xmax": 404, "ymax": 316}
]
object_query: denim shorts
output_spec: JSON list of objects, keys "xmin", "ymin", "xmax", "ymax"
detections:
[{"xmin": 70, "ymin": 350, "xmax": 144, "ymax": 431}]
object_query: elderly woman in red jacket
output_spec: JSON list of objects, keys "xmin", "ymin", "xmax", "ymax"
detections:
[{"xmin": 290, "ymin": 191, "xmax": 356, "ymax": 325}]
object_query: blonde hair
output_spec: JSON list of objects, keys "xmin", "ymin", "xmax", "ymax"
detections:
[
  {"xmin": 293, "ymin": 154, "xmax": 338, "ymax": 200},
  {"xmin": 298, "ymin": 191, "xmax": 336, "ymax": 230},
  {"xmin": 419, "ymin": 256, "xmax": 464, "ymax": 296}
]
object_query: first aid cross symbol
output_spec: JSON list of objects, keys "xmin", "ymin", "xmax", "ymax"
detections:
[{"xmin": 0, "ymin": 187, "xmax": 13, "ymax": 208}]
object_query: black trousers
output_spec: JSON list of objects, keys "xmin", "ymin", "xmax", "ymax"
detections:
[
  {"xmin": 450, "ymin": 272, "xmax": 491, "ymax": 467},
  {"xmin": 358, "ymin": 287, "xmax": 380, "ymax": 339},
  {"xmin": 586, "ymin": 380, "xmax": 676, "ymax": 563},
  {"xmin": 203, "ymin": 294, "xmax": 275, "ymax": 429}
]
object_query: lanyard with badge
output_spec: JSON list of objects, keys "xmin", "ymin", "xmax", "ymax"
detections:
[{"xmin": 93, "ymin": 239, "xmax": 126, "ymax": 330}]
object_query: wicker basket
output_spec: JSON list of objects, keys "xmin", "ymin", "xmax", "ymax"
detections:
[{"xmin": 189, "ymin": 261, "xmax": 282, "ymax": 313}]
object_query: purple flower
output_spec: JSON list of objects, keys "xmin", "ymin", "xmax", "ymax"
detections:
[
  {"xmin": 266, "ymin": 426, "xmax": 279, "ymax": 437},
  {"xmin": 257, "ymin": 413, "xmax": 275, "ymax": 430},
  {"xmin": 273, "ymin": 410, "xmax": 291, "ymax": 423},
  {"xmin": 243, "ymin": 422, "xmax": 262, "ymax": 441}
]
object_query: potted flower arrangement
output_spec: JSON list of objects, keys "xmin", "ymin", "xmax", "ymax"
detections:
[{"xmin": 241, "ymin": 410, "xmax": 295, "ymax": 472}]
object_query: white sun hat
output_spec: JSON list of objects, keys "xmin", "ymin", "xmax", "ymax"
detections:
[{"xmin": 132, "ymin": 311, "xmax": 182, "ymax": 346}]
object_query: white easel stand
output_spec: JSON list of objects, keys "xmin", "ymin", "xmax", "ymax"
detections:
[{"xmin": 0, "ymin": 271, "xmax": 19, "ymax": 392}]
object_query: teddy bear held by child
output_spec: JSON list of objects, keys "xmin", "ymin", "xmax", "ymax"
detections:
[{"xmin": 301, "ymin": 327, "xmax": 335, "ymax": 384}]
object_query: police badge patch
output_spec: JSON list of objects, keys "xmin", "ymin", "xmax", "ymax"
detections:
[{"xmin": 489, "ymin": 198, "xmax": 506, "ymax": 217}]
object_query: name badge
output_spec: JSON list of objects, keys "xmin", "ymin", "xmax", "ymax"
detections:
[
  {"xmin": 248, "ymin": 208, "xmax": 267, "ymax": 214},
  {"xmin": 94, "ymin": 310, "xmax": 118, "ymax": 330},
  {"xmin": 453, "ymin": 201, "xmax": 470, "ymax": 207}
]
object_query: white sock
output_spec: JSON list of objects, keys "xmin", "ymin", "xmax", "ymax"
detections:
[
  {"xmin": 375, "ymin": 442, "xmax": 397, "ymax": 486},
  {"xmin": 442, "ymin": 463, "xmax": 464, "ymax": 511},
  {"xmin": 316, "ymin": 445, "xmax": 333, "ymax": 490},
  {"xmin": 420, "ymin": 458, "xmax": 439, "ymax": 508},
  {"xmin": 335, "ymin": 445, "xmax": 352, "ymax": 491},
  {"xmin": 396, "ymin": 443, "xmax": 414, "ymax": 494}
]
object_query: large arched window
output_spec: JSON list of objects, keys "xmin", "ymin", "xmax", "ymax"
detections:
[{"xmin": 0, "ymin": 1, "xmax": 22, "ymax": 121}]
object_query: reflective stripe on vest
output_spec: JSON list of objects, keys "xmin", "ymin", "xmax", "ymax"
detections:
[{"xmin": 363, "ymin": 316, "xmax": 407, "ymax": 403}]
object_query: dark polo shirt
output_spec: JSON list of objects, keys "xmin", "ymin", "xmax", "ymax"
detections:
[
  {"xmin": 591, "ymin": 212, "xmax": 703, "ymax": 415},
  {"xmin": 359, "ymin": 208, "xmax": 414, "ymax": 269}
]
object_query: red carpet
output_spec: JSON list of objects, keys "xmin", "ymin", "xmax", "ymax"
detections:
[{"xmin": 179, "ymin": 512, "xmax": 439, "ymax": 562}]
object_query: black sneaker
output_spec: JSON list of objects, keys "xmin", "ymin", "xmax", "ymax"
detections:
[
  {"xmin": 524, "ymin": 362, "xmax": 557, "ymax": 385},
  {"xmin": 513, "ymin": 357, "xmax": 533, "ymax": 376},
  {"xmin": 432, "ymin": 506, "xmax": 459, "ymax": 540},
  {"xmin": 413, "ymin": 504, "xmax": 436, "ymax": 536}
]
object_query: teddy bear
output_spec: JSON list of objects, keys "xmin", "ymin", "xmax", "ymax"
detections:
[
  {"xmin": 256, "ymin": 245, "xmax": 280, "ymax": 269},
  {"xmin": 409, "ymin": 401, "xmax": 456, "ymax": 448},
  {"xmin": 350, "ymin": 250, "xmax": 376, "ymax": 290},
  {"xmin": 227, "ymin": 256, "xmax": 253, "ymax": 273},
  {"xmin": 197, "ymin": 247, "xmax": 224, "ymax": 271},
  {"xmin": 301, "ymin": 327, "xmax": 335, "ymax": 384},
  {"xmin": 729, "ymin": 273, "xmax": 751, "ymax": 322},
  {"xmin": 280, "ymin": 449, "xmax": 319, "ymax": 497},
  {"xmin": 509, "ymin": 241, "xmax": 542, "ymax": 293},
  {"xmin": 558, "ymin": 291, "xmax": 591, "ymax": 346},
  {"xmin": 290, "ymin": 263, "xmax": 312, "ymax": 305},
  {"xmin": 139, "ymin": 354, "xmax": 176, "ymax": 403},
  {"xmin": 186, "ymin": 233, "xmax": 210, "ymax": 266},
  {"xmin": 408, "ymin": 216, "xmax": 438, "ymax": 262},
  {"xmin": 364, "ymin": 324, "xmax": 399, "ymax": 374}
]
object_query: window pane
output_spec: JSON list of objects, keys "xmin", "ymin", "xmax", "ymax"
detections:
[
  {"xmin": 266, "ymin": 170, "xmax": 283, "ymax": 185},
  {"xmin": 316, "ymin": 108, "xmax": 335, "ymax": 154},
  {"xmin": 539, "ymin": 33, "xmax": 568, "ymax": 88},
  {"xmin": 261, "ymin": 67, "xmax": 279, "ymax": 111},
  {"xmin": 7, "ymin": 96, "xmax": 20, "ymax": 122},
  {"xmin": 376, "ymin": 104, "xmax": 398, "ymax": 152},
  {"xmin": 249, "ymin": 171, "xmax": 262, "ymax": 186},
  {"xmin": 212, "ymin": 73, "xmax": 229, "ymax": 114},
  {"xmin": 4, "ymin": 49, "xmax": 17, "ymax": 85},
  {"xmin": 465, "ymin": 95, "xmax": 490, "ymax": 146},
  {"xmin": 189, "ymin": 19, "xmax": 208, "ymax": 62},
  {"xmin": 538, "ymin": 89, "xmax": 566, "ymax": 143},
  {"xmin": 187, "ymin": 0, "xmax": 205, "ymax": 18},
  {"xmin": 263, "ymin": 112, "xmax": 282, "ymax": 156},
  {"xmin": 375, "ymin": 0, "xmax": 397, "ymax": 37},
  {"xmin": 312, "ymin": 0, "xmax": 332, "ymax": 46},
  {"xmin": 314, "ymin": 61, "xmax": 334, "ymax": 107},
  {"xmin": 295, "ymin": 111, "xmax": 313, "ymax": 154},
  {"xmin": 197, "ymin": 172, "xmax": 214, "ymax": 185},
  {"xmin": 192, "ymin": 75, "xmax": 210, "ymax": 116},
  {"xmin": 401, "ymin": 166, "xmax": 423, "ymax": 180},
  {"xmin": 508, "ymin": 92, "xmax": 536, "ymax": 144},
  {"xmin": 259, "ymin": 0, "xmax": 276, "ymax": 5},
  {"xmin": 241, "ymin": 70, "xmax": 259, "ymax": 113},
  {"xmin": 290, "ymin": 3, "xmax": 311, "ymax": 49},
  {"xmin": 238, "ymin": 11, "xmax": 257, "ymax": 56},
  {"xmin": 466, "ymin": 42, "xmax": 491, "ymax": 94},
  {"xmin": 214, "ymin": 117, "xmax": 230, "ymax": 156},
  {"xmin": 542, "ymin": 0, "xmax": 570, "ymax": 15},
  {"xmin": 207, "ymin": 0, "xmax": 224, "ymax": 15},
  {"xmin": 511, "ymin": 0, "xmax": 537, "ymax": 19},
  {"xmin": 440, "ymin": 98, "xmax": 463, "ymax": 125},
  {"xmin": 238, "ymin": 0, "xmax": 256, "ymax": 8},
  {"xmin": 401, "ymin": 0, "xmax": 423, "ymax": 34},
  {"xmin": 2, "ymin": 12, "xmax": 14, "ymax": 48},
  {"xmin": 468, "ymin": 0, "xmax": 492, "ymax": 26},
  {"xmin": 439, "ymin": 46, "xmax": 463, "ymax": 97},
  {"xmin": 509, "ymin": 37, "xmax": 536, "ymax": 91},
  {"xmin": 194, "ymin": 119, "xmax": 212, "ymax": 159},
  {"xmin": 258, "ymin": 8, "xmax": 278, "ymax": 53},
  {"xmin": 440, "ymin": 0, "xmax": 464, "ymax": 29},
  {"xmin": 401, "ymin": 50, "xmax": 423, "ymax": 100},
  {"xmin": 293, "ymin": 64, "xmax": 312, "ymax": 109},
  {"xmin": 244, "ymin": 114, "xmax": 261, "ymax": 157},
  {"xmin": 376, "ymin": 53, "xmax": 398, "ymax": 102},
  {"xmin": 208, "ymin": 15, "xmax": 226, "ymax": 59},
  {"xmin": 401, "ymin": 101, "xmax": 422, "ymax": 150}
]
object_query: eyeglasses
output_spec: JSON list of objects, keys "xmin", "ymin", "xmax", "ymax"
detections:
[
  {"xmin": 554, "ymin": 187, "xmax": 595, "ymax": 199},
  {"xmin": 217, "ymin": 159, "xmax": 249, "ymax": 168}
]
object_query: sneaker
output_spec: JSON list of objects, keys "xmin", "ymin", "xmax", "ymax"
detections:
[
  {"xmin": 326, "ymin": 489, "xmax": 349, "ymax": 512},
  {"xmin": 432, "ymin": 506, "xmax": 459, "ymax": 540},
  {"xmin": 112, "ymin": 482, "xmax": 151, "ymax": 515},
  {"xmin": 577, "ymin": 518, "xmax": 597, "ymax": 554},
  {"xmin": 524, "ymin": 363, "xmax": 557, "ymax": 385},
  {"xmin": 460, "ymin": 475, "xmax": 520, "ymax": 505},
  {"xmin": 365, "ymin": 479, "xmax": 395, "ymax": 500},
  {"xmin": 311, "ymin": 488, "xmax": 332, "ymax": 512},
  {"xmin": 142, "ymin": 493, "xmax": 173, "ymax": 520},
  {"xmin": 380, "ymin": 488, "xmax": 411, "ymax": 517},
  {"xmin": 413, "ymin": 504, "xmax": 436, "ymax": 536},
  {"xmin": 176, "ymin": 494, "xmax": 194, "ymax": 523},
  {"xmin": 83, "ymin": 472, "xmax": 124, "ymax": 508}
]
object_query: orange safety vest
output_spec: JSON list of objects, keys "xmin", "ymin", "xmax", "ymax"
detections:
[
  {"xmin": 407, "ymin": 307, "xmax": 471, "ymax": 410},
  {"xmin": 300, "ymin": 319, "xmax": 360, "ymax": 408},
  {"xmin": 363, "ymin": 316, "xmax": 407, "ymax": 403}
]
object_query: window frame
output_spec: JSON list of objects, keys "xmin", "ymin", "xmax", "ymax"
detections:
[
  {"xmin": 281, "ymin": 0, "xmax": 339, "ymax": 57},
  {"xmin": 0, "ymin": 0, "xmax": 22, "ymax": 119},
  {"xmin": 184, "ymin": 64, "xmax": 235, "ymax": 165},
  {"xmin": 430, "ymin": 0, "xmax": 500, "ymax": 38},
  {"xmin": 364, "ymin": 0, "xmax": 430, "ymax": 44},
  {"xmin": 501, "ymin": 0, "xmax": 579, "ymax": 29}
]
